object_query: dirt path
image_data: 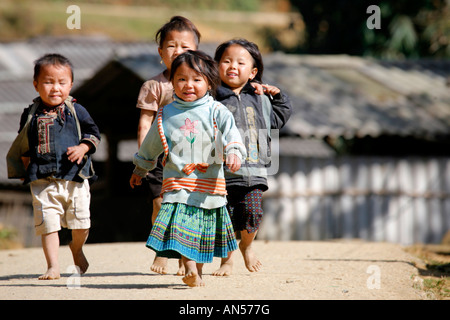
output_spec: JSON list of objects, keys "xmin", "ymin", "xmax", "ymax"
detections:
[{"xmin": 0, "ymin": 240, "xmax": 425, "ymax": 300}]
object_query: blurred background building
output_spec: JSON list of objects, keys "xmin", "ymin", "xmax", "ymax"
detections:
[{"xmin": 0, "ymin": 0, "xmax": 449, "ymax": 247}]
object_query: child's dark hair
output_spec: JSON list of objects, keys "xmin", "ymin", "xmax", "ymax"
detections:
[
  {"xmin": 33, "ymin": 53, "xmax": 74, "ymax": 82},
  {"xmin": 214, "ymin": 38, "xmax": 264, "ymax": 83},
  {"xmin": 155, "ymin": 16, "xmax": 201, "ymax": 48},
  {"xmin": 170, "ymin": 50, "xmax": 220, "ymax": 97}
]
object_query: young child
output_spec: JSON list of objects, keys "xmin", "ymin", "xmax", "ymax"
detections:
[
  {"xmin": 213, "ymin": 38, "xmax": 291, "ymax": 276},
  {"xmin": 12, "ymin": 53, "xmax": 100, "ymax": 280},
  {"xmin": 135, "ymin": 16, "xmax": 201, "ymax": 275},
  {"xmin": 130, "ymin": 50, "xmax": 246, "ymax": 287}
]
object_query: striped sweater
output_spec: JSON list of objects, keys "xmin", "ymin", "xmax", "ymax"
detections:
[{"xmin": 133, "ymin": 93, "xmax": 246, "ymax": 209}]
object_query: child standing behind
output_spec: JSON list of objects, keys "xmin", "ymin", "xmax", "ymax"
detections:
[
  {"xmin": 213, "ymin": 39, "xmax": 291, "ymax": 276},
  {"xmin": 8, "ymin": 53, "xmax": 100, "ymax": 280},
  {"xmin": 135, "ymin": 16, "xmax": 201, "ymax": 275},
  {"xmin": 130, "ymin": 51, "xmax": 246, "ymax": 287}
]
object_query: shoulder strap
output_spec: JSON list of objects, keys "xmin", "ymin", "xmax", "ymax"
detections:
[
  {"xmin": 64, "ymin": 96, "xmax": 82, "ymax": 140},
  {"xmin": 22, "ymin": 99, "xmax": 40, "ymax": 131},
  {"xmin": 156, "ymin": 105, "xmax": 169, "ymax": 166}
]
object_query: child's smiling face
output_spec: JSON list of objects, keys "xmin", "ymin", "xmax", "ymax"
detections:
[
  {"xmin": 33, "ymin": 64, "xmax": 73, "ymax": 107},
  {"xmin": 218, "ymin": 44, "xmax": 258, "ymax": 94},
  {"xmin": 172, "ymin": 62, "xmax": 210, "ymax": 102}
]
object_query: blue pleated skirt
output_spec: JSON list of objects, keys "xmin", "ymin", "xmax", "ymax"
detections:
[{"xmin": 146, "ymin": 202, "xmax": 238, "ymax": 263}]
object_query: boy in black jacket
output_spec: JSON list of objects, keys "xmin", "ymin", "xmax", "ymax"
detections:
[{"xmin": 9, "ymin": 54, "xmax": 100, "ymax": 280}]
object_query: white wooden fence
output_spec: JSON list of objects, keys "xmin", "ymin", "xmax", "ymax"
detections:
[
  {"xmin": 2, "ymin": 156, "xmax": 449, "ymax": 246},
  {"xmin": 259, "ymin": 156, "xmax": 450, "ymax": 245}
]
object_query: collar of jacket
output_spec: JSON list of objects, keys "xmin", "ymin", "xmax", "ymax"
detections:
[
  {"xmin": 34, "ymin": 97, "xmax": 68, "ymax": 124},
  {"xmin": 172, "ymin": 92, "xmax": 213, "ymax": 109},
  {"xmin": 216, "ymin": 81, "xmax": 257, "ymax": 100},
  {"xmin": 33, "ymin": 96, "xmax": 77, "ymax": 112}
]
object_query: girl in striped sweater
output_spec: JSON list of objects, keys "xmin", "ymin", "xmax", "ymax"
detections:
[{"xmin": 130, "ymin": 50, "xmax": 246, "ymax": 287}]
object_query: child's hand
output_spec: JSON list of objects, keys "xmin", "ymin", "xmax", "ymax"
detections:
[
  {"xmin": 129, "ymin": 174, "xmax": 142, "ymax": 189},
  {"xmin": 226, "ymin": 153, "xmax": 241, "ymax": 173},
  {"xmin": 250, "ymin": 82, "xmax": 264, "ymax": 95},
  {"xmin": 261, "ymin": 84, "xmax": 280, "ymax": 96},
  {"xmin": 67, "ymin": 143, "xmax": 90, "ymax": 164},
  {"xmin": 250, "ymin": 82, "xmax": 281, "ymax": 96}
]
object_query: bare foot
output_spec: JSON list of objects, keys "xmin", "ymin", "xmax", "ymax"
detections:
[
  {"xmin": 212, "ymin": 260, "xmax": 233, "ymax": 276},
  {"xmin": 239, "ymin": 242, "xmax": 262, "ymax": 272},
  {"xmin": 176, "ymin": 259, "xmax": 185, "ymax": 276},
  {"xmin": 151, "ymin": 256, "xmax": 168, "ymax": 274},
  {"xmin": 69, "ymin": 242, "xmax": 89, "ymax": 274},
  {"xmin": 182, "ymin": 271, "xmax": 205, "ymax": 287},
  {"xmin": 38, "ymin": 267, "xmax": 60, "ymax": 280}
]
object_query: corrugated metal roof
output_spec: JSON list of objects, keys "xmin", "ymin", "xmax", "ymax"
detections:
[
  {"xmin": 112, "ymin": 51, "xmax": 450, "ymax": 139},
  {"xmin": 113, "ymin": 51, "xmax": 450, "ymax": 139},
  {"xmin": 262, "ymin": 53, "xmax": 450, "ymax": 139}
]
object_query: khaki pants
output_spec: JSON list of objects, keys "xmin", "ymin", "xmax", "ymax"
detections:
[{"xmin": 30, "ymin": 178, "xmax": 91, "ymax": 235}]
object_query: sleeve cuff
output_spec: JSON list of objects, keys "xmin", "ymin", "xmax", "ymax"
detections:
[
  {"xmin": 81, "ymin": 135, "xmax": 100, "ymax": 153},
  {"xmin": 133, "ymin": 166, "xmax": 148, "ymax": 178},
  {"xmin": 226, "ymin": 148, "xmax": 243, "ymax": 161}
]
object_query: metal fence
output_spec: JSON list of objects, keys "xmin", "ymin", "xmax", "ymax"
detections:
[{"xmin": 259, "ymin": 156, "xmax": 450, "ymax": 245}]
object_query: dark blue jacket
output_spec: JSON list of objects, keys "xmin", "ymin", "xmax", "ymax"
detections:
[
  {"xmin": 19, "ymin": 97, "xmax": 100, "ymax": 183},
  {"xmin": 216, "ymin": 82, "xmax": 291, "ymax": 190}
]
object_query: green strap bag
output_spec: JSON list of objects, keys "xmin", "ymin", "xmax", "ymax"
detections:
[{"xmin": 6, "ymin": 96, "xmax": 79, "ymax": 179}]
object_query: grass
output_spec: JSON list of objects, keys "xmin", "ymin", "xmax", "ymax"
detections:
[
  {"xmin": 0, "ymin": 225, "xmax": 21, "ymax": 250},
  {"xmin": 406, "ymin": 244, "xmax": 450, "ymax": 300},
  {"xmin": 423, "ymin": 278, "xmax": 450, "ymax": 299}
]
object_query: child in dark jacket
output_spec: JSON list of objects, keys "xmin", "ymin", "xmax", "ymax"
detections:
[
  {"xmin": 213, "ymin": 39, "xmax": 291, "ymax": 275},
  {"xmin": 11, "ymin": 53, "xmax": 100, "ymax": 280}
]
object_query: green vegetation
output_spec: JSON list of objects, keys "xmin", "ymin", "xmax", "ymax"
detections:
[
  {"xmin": 281, "ymin": 0, "xmax": 450, "ymax": 58},
  {"xmin": 0, "ymin": 0, "xmax": 267, "ymax": 41},
  {"xmin": 407, "ymin": 245, "xmax": 450, "ymax": 300},
  {"xmin": 61, "ymin": 0, "xmax": 261, "ymax": 11},
  {"xmin": 423, "ymin": 278, "xmax": 450, "ymax": 299},
  {"xmin": 0, "ymin": 225, "xmax": 20, "ymax": 250}
]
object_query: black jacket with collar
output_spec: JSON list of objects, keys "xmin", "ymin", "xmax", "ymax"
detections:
[{"xmin": 216, "ymin": 82, "xmax": 292, "ymax": 190}]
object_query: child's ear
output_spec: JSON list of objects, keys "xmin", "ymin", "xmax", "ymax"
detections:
[
  {"xmin": 249, "ymin": 67, "xmax": 258, "ymax": 80},
  {"xmin": 33, "ymin": 80, "xmax": 38, "ymax": 91}
]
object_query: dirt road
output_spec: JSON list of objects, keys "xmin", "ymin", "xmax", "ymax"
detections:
[{"xmin": 0, "ymin": 240, "xmax": 425, "ymax": 301}]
